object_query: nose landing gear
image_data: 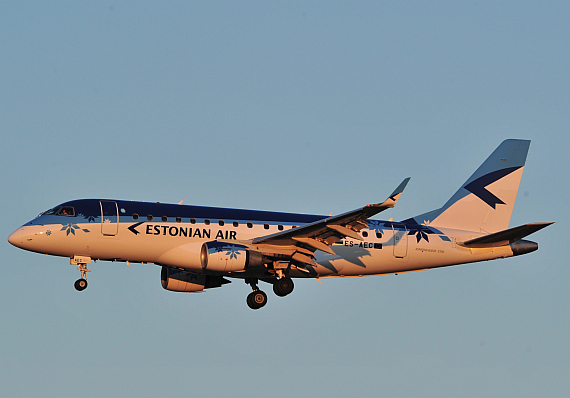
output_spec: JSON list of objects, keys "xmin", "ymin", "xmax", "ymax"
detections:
[{"xmin": 72, "ymin": 256, "xmax": 92, "ymax": 292}]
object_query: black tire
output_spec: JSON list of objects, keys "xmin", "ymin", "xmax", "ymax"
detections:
[
  {"xmin": 74, "ymin": 278, "xmax": 88, "ymax": 291},
  {"xmin": 246, "ymin": 290, "xmax": 267, "ymax": 309},
  {"xmin": 246, "ymin": 292, "xmax": 255, "ymax": 309},
  {"xmin": 273, "ymin": 277, "xmax": 294, "ymax": 297}
]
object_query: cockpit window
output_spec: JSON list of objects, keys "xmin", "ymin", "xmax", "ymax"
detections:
[
  {"xmin": 56, "ymin": 207, "xmax": 75, "ymax": 216},
  {"xmin": 39, "ymin": 207, "xmax": 60, "ymax": 216},
  {"xmin": 38, "ymin": 206, "xmax": 75, "ymax": 217}
]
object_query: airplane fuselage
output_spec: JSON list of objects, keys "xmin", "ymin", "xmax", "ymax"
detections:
[{"xmin": 9, "ymin": 199, "xmax": 525, "ymax": 280}]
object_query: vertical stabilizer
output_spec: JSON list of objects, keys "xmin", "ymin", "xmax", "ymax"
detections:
[{"xmin": 408, "ymin": 139, "xmax": 530, "ymax": 233}]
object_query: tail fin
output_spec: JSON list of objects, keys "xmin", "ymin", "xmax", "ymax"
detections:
[{"xmin": 408, "ymin": 139, "xmax": 531, "ymax": 233}]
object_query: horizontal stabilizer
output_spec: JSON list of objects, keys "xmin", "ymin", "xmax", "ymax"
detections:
[{"xmin": 459, "ymin": 222, "xmax": 553, "ymax": 248}]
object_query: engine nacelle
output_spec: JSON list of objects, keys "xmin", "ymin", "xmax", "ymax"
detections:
[
  {"xmin": 161, "ymin": 267, "xmax": 230, "ymax": 292},
  {"xmin": 156, "ymin": 241, "xmax": 208, "ymax": 271},
  {"xmin": 202, "ymin": 241, "xmax": 265, "ymax": 272},
  {"xmin": 156, "ymin": 241, "xmax": 265, "ymax": 272}
]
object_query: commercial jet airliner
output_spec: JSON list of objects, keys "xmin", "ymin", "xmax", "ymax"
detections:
[{"xmin": 8, "ymin": 139, "xmax": 552, "ymax": 309}]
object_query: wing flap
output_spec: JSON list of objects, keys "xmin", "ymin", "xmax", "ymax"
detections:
[
  {"xmin": 327, "ymin": 224, "xmax": 363, "ymax": 241},
  {"xmin": 292, "ymin": 237, "xmax": 336, "ymax": 255}
]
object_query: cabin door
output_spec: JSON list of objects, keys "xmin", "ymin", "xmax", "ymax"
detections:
[
  {"xmin": 392, "ymin": 224, "xmax": 408, "ymax": 258},
  {"xmin": 100, "ymin": 201, "xmax": 119, "ymax": 236}
]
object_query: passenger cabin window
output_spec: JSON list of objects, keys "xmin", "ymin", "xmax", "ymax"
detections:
[
  {"xmin": 247, "ymin": 222, "xmax": 253, "ymax": 228},
  {"xmin": 132, "ymin": 213, "xmax": 139, "ymax": 220},
  {"xmin": 190, "ymin": 218, "xmax": 196, "ymax": 224},
  {"xmin": 376, "ymin": 232, "xmax": 383, "ymax": 238},
  {"xmin": 147, "ymin": 215, "xmax": 153, "ymax": 221},
  {"xmin": 219, "ymin": 220, "xmax": 224, "ymax": 226},
  {"xmin": 362, "ymin": 231, "xmax": 368, "ymax": 237},
  {"xmin": 264, "ymin": 224, "xmax": 269, "ymax": 230},
  {"xmin": 233, "ymin": 221, "xmax": 239, "ymax": 227},
  {"xmin": 161, "ymin": 216, "xmax": 168, "ymax": 222},
  {"xmin": 176, "ymin": 217, "xmax": 181, "ymax": 223},
  {"xmin": 56, "ymin": 207, "xmax": 75, "ymax": 216},
  {"xmin": 204, "ymin": 219, "xmax": 210, "ymax": 225},
  {"xmin": 278, "ymin": 225, "xmax": 284, "ymax": 231}
]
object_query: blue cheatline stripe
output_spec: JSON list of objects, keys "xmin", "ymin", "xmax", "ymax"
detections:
[{"xmin": 36, "ymin": 199, "xmax": 327, "ymax": 225}]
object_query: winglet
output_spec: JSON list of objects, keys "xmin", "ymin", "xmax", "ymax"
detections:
[{"xmin": 378, "ymin": 177, "xmax": 410, "ymax": 208}]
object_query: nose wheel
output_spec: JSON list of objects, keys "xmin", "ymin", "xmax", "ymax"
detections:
[{"xmin": 74, "ymin": 278, "xmax": 88, "ymax": 291}]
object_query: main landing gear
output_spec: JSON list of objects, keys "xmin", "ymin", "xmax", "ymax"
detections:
[
  {"xmin": 245, "ymin": 276, "xmax": 295, "ymax": 310},
  {"xmin": 74, "ymin": 262, "xmax": 91, "ymax": 292},
  {"xmin": 273, "ymin": 276, "xmax": 294, "ymax": 297},
  {"xmin": 246, "ymin": 278, "xmax": 267, "ymax": 310}
]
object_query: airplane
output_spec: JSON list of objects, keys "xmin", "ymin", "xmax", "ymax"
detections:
[{"xmin": 8, "ymin": 139, "xmax": 552, "ymax": 309}]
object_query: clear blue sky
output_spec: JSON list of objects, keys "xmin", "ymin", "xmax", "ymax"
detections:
[{"xmin": 1, "ymin": 2, "xmax": 568, "ymax": 397}]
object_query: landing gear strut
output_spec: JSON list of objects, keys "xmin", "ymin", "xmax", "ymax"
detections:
[
  {"xmin": 74, "ymin": 263, "xmax": 91, "ymax": 292},
  {"xmin": 245, "ymin": 278, "xmax": 267, "ymax": 310}
]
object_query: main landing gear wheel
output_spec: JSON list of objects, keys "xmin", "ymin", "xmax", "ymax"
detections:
[
  {"xmin": 247, "ymin": 290, "xmax": 268, "ymax": 310},
  {"xmin": 74, "ymin": 278, "xmax": 88, "ymax": 291},
  {"xmin": 273, "ymin": 277, "xmax": 294, "ymax": 297}
]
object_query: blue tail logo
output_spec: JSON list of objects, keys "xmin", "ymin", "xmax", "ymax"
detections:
[{"xmin": 464, "ymin": 167, "xmax": 520, "ymax": 209}]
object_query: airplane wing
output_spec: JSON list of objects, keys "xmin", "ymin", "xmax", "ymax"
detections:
[{"xmin": 247, "ymin": 178, "xmax": 410, "ymax": 266}]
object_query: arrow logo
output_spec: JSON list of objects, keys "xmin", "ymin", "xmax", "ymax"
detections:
[
  {"xmin": 128, "ymin": 222, "xmax": 143, "ymax": 235},
  {"xmin": 464, "ymin": 167, "xmax": 518, "ymax": 209}
]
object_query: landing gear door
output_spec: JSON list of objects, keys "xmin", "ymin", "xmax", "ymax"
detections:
[
  {"xmin": 392, "ymin": 224, "xmax": 408, "ymax": 258},
  {"xmin": 100, "ymin": 201, "xmax": 119, "ymax": 236}
]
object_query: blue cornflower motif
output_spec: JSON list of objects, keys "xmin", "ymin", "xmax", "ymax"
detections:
[
  {"xmin": 79, "ymin": 213, "xmax": 98, "ymax": 222},
  {"xmin": 224, "ymin": 245, "xmax": 242, "ymax": 260},
  {"xmin": 408, "ymin": 225, "xmax": 434, "ymax": 243},
  {"xmin": 61, "ymin": 223, "xmax": 80, "ymax": 236}
]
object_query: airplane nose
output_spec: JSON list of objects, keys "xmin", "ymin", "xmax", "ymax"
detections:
[{"xmin": 8, "ymin": 228, "xmax": 23, "ymax": 248}]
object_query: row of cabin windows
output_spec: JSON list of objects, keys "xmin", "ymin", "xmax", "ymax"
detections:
[
  {"xmin": 130, "ymin": 213, "xmax": 381, "ymax": 237},
  {"xmin": 362, "ymin": 231, "xmax": 383, "ymax": 238},
  {"xmin": 131, "ymin": 213, "xmax": 288, "ymax": 230}
]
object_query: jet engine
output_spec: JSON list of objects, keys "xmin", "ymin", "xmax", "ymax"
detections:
[
  {"xmin": 202, "ymin": 241, "xmax": 265, "ymax": 272},
  {"xmin": 161, "ymin": 267, "xmax": 230, "ymax": 292},
  {"xmin": 156, "ymin": 241, "xmax": 265, "ymax": 272},
  {"xmin": 156, "ymin": 241, "xmax": 264, "ymax": 272}
]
